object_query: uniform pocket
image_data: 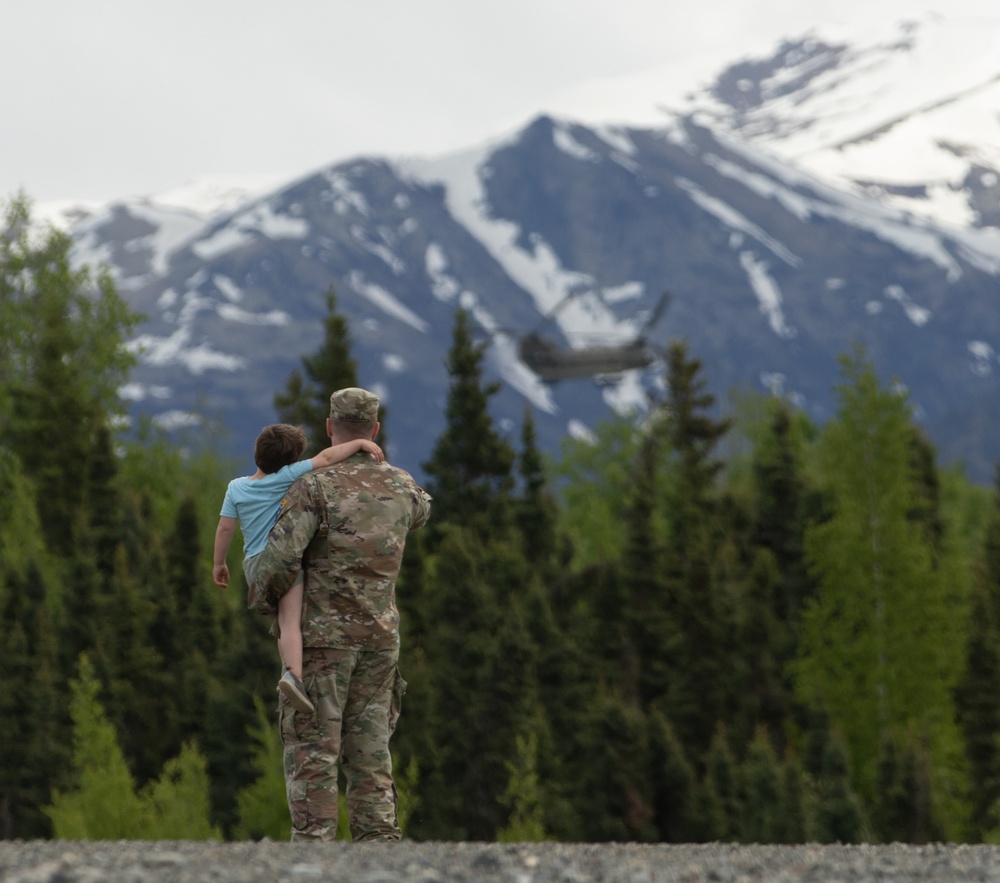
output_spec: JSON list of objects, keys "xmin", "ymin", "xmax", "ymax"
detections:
[{"xmin": 388, "ymin": 667, "xmax": 407, "ymax": 735}]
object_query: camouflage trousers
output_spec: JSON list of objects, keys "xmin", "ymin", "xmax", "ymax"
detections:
[{"xmin": 279, "ymin": 646, "xmax": 406, "ymax": 842}]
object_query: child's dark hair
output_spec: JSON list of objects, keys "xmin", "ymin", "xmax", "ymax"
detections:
[{"xmin": 254, "ymin": 424, "xmax": 308, "ymax": 474}]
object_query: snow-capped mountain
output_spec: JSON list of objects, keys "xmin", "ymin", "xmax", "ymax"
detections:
[
  {"xmin": 685, "ymin": 12, "xmax": 1000, "ymax": 230},
  {"xmin": 66, "ymin": 13, "xmax": 1000, "ymax": 483}
]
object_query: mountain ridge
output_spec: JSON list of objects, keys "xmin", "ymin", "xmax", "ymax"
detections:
[{"xmin": 56, "ymin": 13, "xmax": 1000, "ymax": 483}]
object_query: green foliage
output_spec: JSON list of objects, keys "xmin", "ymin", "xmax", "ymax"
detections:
[
  {"xmin": 234, "ymin": 696, "xmax": 290, "ymax": 841},
  {"xmin": 142, "ymin": 743, "xmax": 222, "ymax": 840},
  {"xmin": 497, "ymin": 730, "xmax": 549, "ymax": 842},
  {"xmin": 394, "ymin": 753, "xmax": 421, "ymax": 836},
  {"xmin": 797, "ymin": 347, "xmax": 968, "ymax": 802},
  {"xmin": 1, "ymin": 194, "xmax": 140, "ymax": 555},
  {"xmin": 422, "ymin": 308, "xmax": 516, "ymax": 538},
  {"xmin": 45, "ymin": 656, "xmax": 148, "ymax": 839},
  {"xmin": 45, "ymin": 656, "xmax": 221, "ymax": 840},
  {"xmin": 3, "ymin": 207, "xmax": 997, "ymax": 844},
  {"xmin": 274, "ymin": 287, "xmax": 360, "ymax": 453},
  {"xmin": 552, "ymin": 416, "xmax": 642, "ymax": 568}
]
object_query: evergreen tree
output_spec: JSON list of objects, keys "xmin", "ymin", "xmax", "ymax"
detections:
[
  {"xmin": 778, "ymin": 750, "xmax": 809, "ymax": 843},
  {"xmin": 516, "ymin": 407, "xmax": 559, "ymax": 572},
  {"xmin": 797, "ymin": 346, "xmax": 966, "ymax": 801},
  {"xmin": 274, "ymin": 287, "xmax": 372, "ymax": 453},
  {"xmin": 497, "ymin": 728, "xmax": 549, "ymax": 842},
  {"xmin": 750, "ymin": 399, "xmax": 816, "ymax": 658},
  {"xmin": 574, "ymin": 692, "xmax": 656, "ymax": 842},
  {"xmin": 647, "ymin": 706, "xmax": 696, "ymax": 842},
  {"xmin": 0, "ymin": 570, "xmax": 65, "ymax": 838},
  {"xmin": 955, "ymin": 464, "xmax": 1000, "ymax": 837},
  {"xmin": 233, "ymin": 696, "xmax": 290, "ymax": 840},
  {"xmin": 414, "ymin": 528, "xmax": 502, "ymax": 838},
  {"xmin": 702, "ymin": 725, "xmax": 741, "ymax": 841},
  {"xmin": 142, "ymin": 742, "xmax": 223, "ymax": 840},
  {"xmin": 658, "ymin": 341, "xmax": 731, "ymax": 753},
  {"xmin": 422, "ymin": 308, "xmax": 516, "ymax": 540},
  {"xmin": 811, "ymin": 733, "xmax": 866, "ymax": 843},
  {"xmin": 45, "ymin": 655, "xmax": 149, "ymax": 839},
  {"xmin": 0, "ymin": 195, "xmax": 138, "ymax": 556},
  {"xmin": 871, "ymin": 734, "xmax": 943, "ymax": 843},
  {"xmin": 622, "ymin": 430, "xmax": 674, "ymax": 707},
  {"xmin": 96, "ymin": 543, "xmax": 170, "ymax": 784},
  {"xmin": 740, "ymin": 727, "xmax": 783, "ymax": 843},
  {"xmin": 734, "ymin": 548, "xmax": 790, "ymax": 749}
]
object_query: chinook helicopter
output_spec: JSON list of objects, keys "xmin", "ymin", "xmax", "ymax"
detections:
[{"xmin": 518, "ymin": 289, "xmax": 671, "ymax": 383}]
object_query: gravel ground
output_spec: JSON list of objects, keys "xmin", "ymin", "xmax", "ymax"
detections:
[{"xmin": 3, "ymin": 840, "xmax": 1000, "ymax": 883}]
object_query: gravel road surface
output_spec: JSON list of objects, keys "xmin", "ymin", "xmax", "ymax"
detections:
[{"xmin": 3, "ymin": 840, "xmax": 1000, "ymax": 882}]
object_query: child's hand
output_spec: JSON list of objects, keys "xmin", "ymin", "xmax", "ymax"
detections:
[
  {"xmin": 359, "ymin": 439, "xmax": 385, "ymax": 463},
  {"xmin": 213, "ymin": 564, "xmax": 230, "ymax": 588}
]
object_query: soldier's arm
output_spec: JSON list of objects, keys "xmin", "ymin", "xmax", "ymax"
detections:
[{"xmin": 251, "ymin": 479, "xmax": 321, "ymax": 613}]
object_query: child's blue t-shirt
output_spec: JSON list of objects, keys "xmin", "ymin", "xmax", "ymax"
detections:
[{"xmin": 220, "ymin": 460, "xmax": 313, "ymax": 558}]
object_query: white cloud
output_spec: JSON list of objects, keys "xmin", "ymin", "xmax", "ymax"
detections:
[{"xmin": 1, "ymin": 1, "xmax": 993, "ymax": 204}]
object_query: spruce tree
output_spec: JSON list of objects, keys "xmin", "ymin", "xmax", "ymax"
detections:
[
  {"xmin": 954, "ymin": 464, "xmax": 1000, "ymax": 837},
  {"xmin": 414, "ymin": 527, "xmax": 501, "ymax": 838},
  {"xmin": 274, "ymin": 286, "xmax": 371, "ymax": 453},
  {"xmin": 44, "ymin": 655, "xmax": 149, "ymax": 839},
  {"xmin": 658, "ymin": 341, "xmax": 731, "ymax": 753},
  {"xmin": 702, "ymin": 725, "xmax": 741, "ymax": 841},
  {"xmin": 647, "ymin": 707, "xmax": 696, "ymax": 842},
  {"xmin": 516, "ymin": 407, "xmax": 559, "ymax": 571},
  {"xmin": 811, "ymin": 733, "xmax": 866, "ymax": 844},
  {"xmin": 622, "ymin": 430, "xmax": 674, "ymax": 707},
  {"xmin": 740, "ymin": 727, "xmax": 783, "ymax": 843},
  {"xmin": 422, "ymin": 307, "xmax": 516, "ymax": 540},
  {"xmin": 750, "ymin": 400, "xmax": 816, "ymax": 656},
  {"xmin": 0, "ymin": 196, "xmax": 138, "ymax": 555}
]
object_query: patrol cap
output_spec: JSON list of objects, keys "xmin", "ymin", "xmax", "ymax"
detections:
[{"xmin": 329, "ymin": 387, "xmax": 380, "ymax": 422}]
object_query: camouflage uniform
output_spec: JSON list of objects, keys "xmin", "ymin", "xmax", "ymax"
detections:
[{"xmin": 251, "ymin": 388, "xmax": 431, "ymax": 842}]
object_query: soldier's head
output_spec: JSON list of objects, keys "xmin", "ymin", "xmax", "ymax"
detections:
[
  {"xmin": 254, "ymin": 423, "xmax": 308, "ymax": 474},
  {"xmin": 327, "ymin": 387, "xmax": 380, "ymax": 443}
]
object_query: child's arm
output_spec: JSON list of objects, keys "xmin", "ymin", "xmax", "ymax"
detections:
[
  {"xmin": 309, "ymin": 438, "xmax": 384, "ymax": 469},
  {"xmin": 213, "ymin": 516, "xmax": 237, "ymax": 587}
]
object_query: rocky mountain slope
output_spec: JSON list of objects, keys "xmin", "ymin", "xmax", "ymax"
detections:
[{"xmin": 64, "ymin": 13, "xmax": 1000, "ymax": 482}]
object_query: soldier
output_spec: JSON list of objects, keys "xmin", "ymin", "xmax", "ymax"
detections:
[{"xmin": 251, "ymin": 387, "xmax": 431, "ymax": 842}]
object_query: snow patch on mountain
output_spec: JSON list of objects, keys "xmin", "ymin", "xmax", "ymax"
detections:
[
  {"xmin": 192, "ymin": 200, "xmax": 309, "ymax": 260},
  {"xmin": 739, "ymin": 251, "xmax": 796, "ymax": 338},
  {"xmin": 346, "ymin": 271, "xmax": 428, "ymax": 332},
  {"xmin": 884, "ymin": 285, "xmax": 931, "ymax": 326},
  {"xmin": 322, "ymin": 170, "xmax": 370, "ymax": 217},
  {"xmin": 129, "ymin": 326, "xmax": 246, "ymax": 374},
  {"xmin": 676, "ymin": 176, "xmax": 800, "ymax": 267},
  {"xmin": 716, "ymin": 133, "xmax": 979, "ymax": 278},
  {"xmin": 398, "ymin": 147, "xmax": 643, "ymax": 345},
  {"xmin": 425, "ymin": 243, "xmax": 462, "ymax": 302},
  {"xmin": 552, "ymin": 123, "xmax": 600, "ymax": 163},
  {"xmin": 688, "ymin": 13, "xmax": 1000, "ymax": 231},
  {"xmin": 351, "ymin": 224, "xmax": 406, "ymax": 274}
]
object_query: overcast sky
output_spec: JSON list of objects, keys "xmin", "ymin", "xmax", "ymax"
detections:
[{"xmin": 1, "ymin": 0, "xmax": 990, "ymax": 205}]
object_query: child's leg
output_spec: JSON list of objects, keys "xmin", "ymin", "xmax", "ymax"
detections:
[{"xmin": 277, "ymin": 580, "xmax": 304, "ymax": 679}]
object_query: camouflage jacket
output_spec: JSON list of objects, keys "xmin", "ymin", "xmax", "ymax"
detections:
[{"xmin": 251, "ymin": 452, "xmax": 431, "ymax": 650}]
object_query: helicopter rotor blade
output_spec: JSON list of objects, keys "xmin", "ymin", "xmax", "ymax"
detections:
[{"xmin": 640, "ymin": 290, "xmax": 671, "ymax": 336}]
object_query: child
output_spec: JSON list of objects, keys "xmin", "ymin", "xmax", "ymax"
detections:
[{"xmin": 213, "ymin": 423, "xmax": 383, "ymax": 713}]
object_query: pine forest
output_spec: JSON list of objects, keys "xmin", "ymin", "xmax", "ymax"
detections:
[{"xmin": 4, "ymin": 195, "xmax": 1000, "ymax": 844}]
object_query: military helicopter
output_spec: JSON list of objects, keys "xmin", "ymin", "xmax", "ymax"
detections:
[{"xmin": 518, "ymin": 289, "xmax": 671, "ymax": 383}]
